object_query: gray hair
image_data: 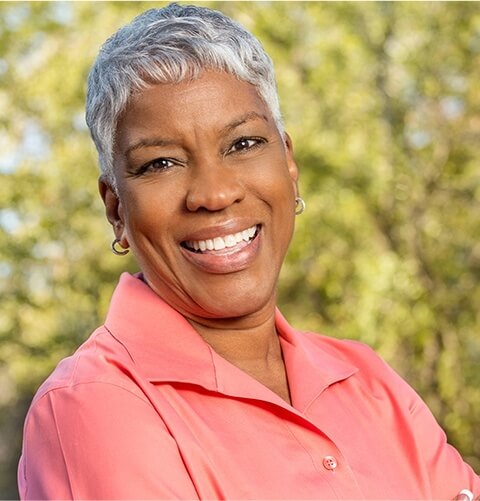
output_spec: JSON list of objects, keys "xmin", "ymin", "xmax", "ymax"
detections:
[{"xmin": 85, "ymin": 2, "xmax": 283, "ymax": 187}]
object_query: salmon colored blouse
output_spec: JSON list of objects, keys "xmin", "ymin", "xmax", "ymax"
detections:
[{"xmin": 18, "ymin": 273, "xmax": 480, "ymax": 499}]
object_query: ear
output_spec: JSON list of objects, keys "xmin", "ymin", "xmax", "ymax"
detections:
[
  {"xmin": 98, "ymin": 176, "xmax": 129, "ymax": 247},
  {"xmin": 284, "ymin": 132, "xmax": 299, "ymax": 195}
]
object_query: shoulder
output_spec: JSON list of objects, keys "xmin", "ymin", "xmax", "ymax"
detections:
[
  {"xmin": 22, "ymin": 326, "xmax": 161, "ymax": 459},
  {"xmin": 30, "ymin": 325, "xmax": 147, "ymax": 409},
  {"xmin": 298, "ymin": 329, "xmax": 385, "ymax": 368}
]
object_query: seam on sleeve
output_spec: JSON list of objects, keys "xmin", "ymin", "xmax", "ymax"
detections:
[
  {"xmin": 46, "ymin": 392, "xmax": 75, "ymax": 499},
  {"xmin": 33, "ymin": 379, "xmax": 158, "ymax": 415},
  {"xmin": 23, "ymin": 392, "xmax": 75, "ymax": 499}
]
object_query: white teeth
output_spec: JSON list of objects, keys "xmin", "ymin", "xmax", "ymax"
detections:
[
  {"xmin": 213, "ymin": 237, "xmax": 226, "ymax": 250},
  {"xmin": 185, "ymin": 225, "xmax": 258, "ymax": 252},
  {"xmin": 225, "ymin": 235, "xmax": 237, "ymax": 247}
]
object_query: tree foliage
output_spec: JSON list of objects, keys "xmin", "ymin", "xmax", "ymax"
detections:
[{"xmin": 1, "ymin": 2, "xmax": 479, "ymax": 497}]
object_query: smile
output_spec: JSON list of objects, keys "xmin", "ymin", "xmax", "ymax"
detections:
[{"xmin": 182, "ymin": 224, "xmax": 259, "ymax": 254}]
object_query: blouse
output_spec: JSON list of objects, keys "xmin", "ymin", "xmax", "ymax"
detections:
[{"xmin": 18, "ymin": 273, "xmax": 480, "ymax": 499}]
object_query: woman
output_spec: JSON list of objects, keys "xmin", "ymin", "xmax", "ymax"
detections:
[{"xmin": 18, "ymin": 3, "xmax": 479, "ymax": 500}]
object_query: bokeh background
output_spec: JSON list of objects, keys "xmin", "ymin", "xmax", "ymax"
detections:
[{"xmin": 1, "ymin": 1, "xmax": 480, "ymax": 497}]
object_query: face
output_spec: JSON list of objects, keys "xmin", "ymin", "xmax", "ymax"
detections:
[{"xmin": 100, "ymin": 71, "xmax": 298, "ymax": 324}]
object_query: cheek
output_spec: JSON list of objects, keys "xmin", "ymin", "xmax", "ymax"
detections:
[
  {"xmin": 258, "ymin": 167, "xmax": 296, "ymax": 212},
  {"xmin": 247, "ymin": 150, "xmax": 296, "ymax": 198},
  {"xmin": 120, "ymin": 189, "xmax": 172, "ymax": 241},
  {"xmin": 257, "ymin": 171, "xmax": 296, "ymax": 243}
]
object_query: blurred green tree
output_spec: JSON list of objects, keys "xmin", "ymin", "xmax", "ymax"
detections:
[{"xmin": 1, "ymin": 2, "xmax": 479, "ymax": 498}]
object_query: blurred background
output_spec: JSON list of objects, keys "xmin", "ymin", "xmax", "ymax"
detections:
[{"xmin": 1, "ymin": 1, "xmax": 480, "ymax": 497}]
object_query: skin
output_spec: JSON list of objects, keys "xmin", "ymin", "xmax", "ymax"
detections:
[{"xmin": 99, "ymin": 70, "xmax": 299, "ymax": 403}]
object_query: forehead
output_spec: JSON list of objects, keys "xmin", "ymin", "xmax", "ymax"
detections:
[{"xmin": 117, "ymin": 71, "xmax": 272, "ymax": 139}]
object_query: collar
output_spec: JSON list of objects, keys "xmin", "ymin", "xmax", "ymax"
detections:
[{"xmin": 105, "ymin": 273, "xmax": 358, "ymax": 413}]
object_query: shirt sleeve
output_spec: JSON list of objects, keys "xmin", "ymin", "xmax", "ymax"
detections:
[
  {"xmin": 18, "ymin": 382, "xmax": 200, "ymax": 500},
  {"xmin": 407, "ymin": 386, "xmax": 480, "ymax": 499},
  {"xmin": 368, "ymin": 347, "xmax": 480, "ymax": 499}
]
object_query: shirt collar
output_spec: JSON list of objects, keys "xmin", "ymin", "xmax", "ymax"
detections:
[
  {"xmin": 275, "ymin": 310, "xmax": 358, "ymax": 411},
  {"xmin": 105, "ymin": 273, "xmax": 358, "ymax": 412},
  {"xmin": 105, "ymin": 272, "xmax": 217, "ymax": 389}
]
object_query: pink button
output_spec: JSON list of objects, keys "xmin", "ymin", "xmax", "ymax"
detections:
[{"xmin": 323, "ymin": 455, "xmax": 337, "ymax": 470}]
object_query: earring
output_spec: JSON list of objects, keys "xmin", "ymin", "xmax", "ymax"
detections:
[
  {"xmin": 295, "ymin": 197, "xmax": 306, "ymax": 215},
  {"xmin": 111, "ymin": 238, "xmax": 129, "ymax": 256}
]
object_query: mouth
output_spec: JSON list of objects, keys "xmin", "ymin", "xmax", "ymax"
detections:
[{"xmin": 181, "ymin": 224, "xmax": 260, "ymax": 255}]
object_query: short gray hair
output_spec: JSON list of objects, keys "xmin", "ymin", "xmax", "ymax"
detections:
[{"xmin": 85, "ymin": 2, "xmax": 283, "ymax": 186}]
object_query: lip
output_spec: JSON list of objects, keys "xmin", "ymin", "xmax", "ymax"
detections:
[{"xmin": 180, "ymin": 225, "xmax": 262, "ymax": 274}]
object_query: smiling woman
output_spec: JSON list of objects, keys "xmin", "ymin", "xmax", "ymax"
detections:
[
  {"xmin": 17, "ymin": 3, "xmax": 479, "ymax": 500},
  {"xmin": 104, "ymin": 72, "xmax": 298, "ymax": 321}
]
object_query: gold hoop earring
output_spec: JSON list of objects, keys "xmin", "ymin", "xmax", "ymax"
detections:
[
  {"xmin": 111, "ymin": 238, "xmax": 129, "ymax": 256},
  {"xmin": 295, "ymin": 197, "xmax": 306, "ymax": 215}
]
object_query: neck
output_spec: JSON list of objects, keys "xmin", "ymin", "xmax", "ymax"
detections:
[
  {"xmin": 189, "ymin": 311, "xmax": 281, "ymax": 363},
  {"xmin": 188, "ymin": 309, "xmax": 292, "ymax": 405}
]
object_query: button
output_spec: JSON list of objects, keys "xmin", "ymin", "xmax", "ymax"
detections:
[{"xmin": 323, "ymin": 455, "xmax": 337, "ymax": 471}]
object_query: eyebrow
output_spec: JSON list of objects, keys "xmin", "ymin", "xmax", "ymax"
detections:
[
  {"xmin": 125, "ymin": 138, "xmax": 176, "ymax": 157},
  {"xmin": 220, "ymin": 111, "xmax": 269, "ymax": 135},
  {"xmin": 124, "ymin": 111, "xmax": 269, "ymax": 156}
]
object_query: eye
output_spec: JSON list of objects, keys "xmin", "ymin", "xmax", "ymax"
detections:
[
  {"xmin": 137, "ymin": 157, "xmax": 176, "ymax": 175},
  {"xmin": 227, "ymin": 137, "xmax": 265, "ymax": 154}
]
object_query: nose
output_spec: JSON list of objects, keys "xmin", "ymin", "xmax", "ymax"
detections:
[{"xmin": 185, "ymin": 163, "xmax": 245, "ymax": 212}]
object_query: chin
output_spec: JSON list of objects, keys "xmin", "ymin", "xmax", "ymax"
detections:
[{"xmin": 196, "ymin": 287, "xmax": 276, "ymax": 321}]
